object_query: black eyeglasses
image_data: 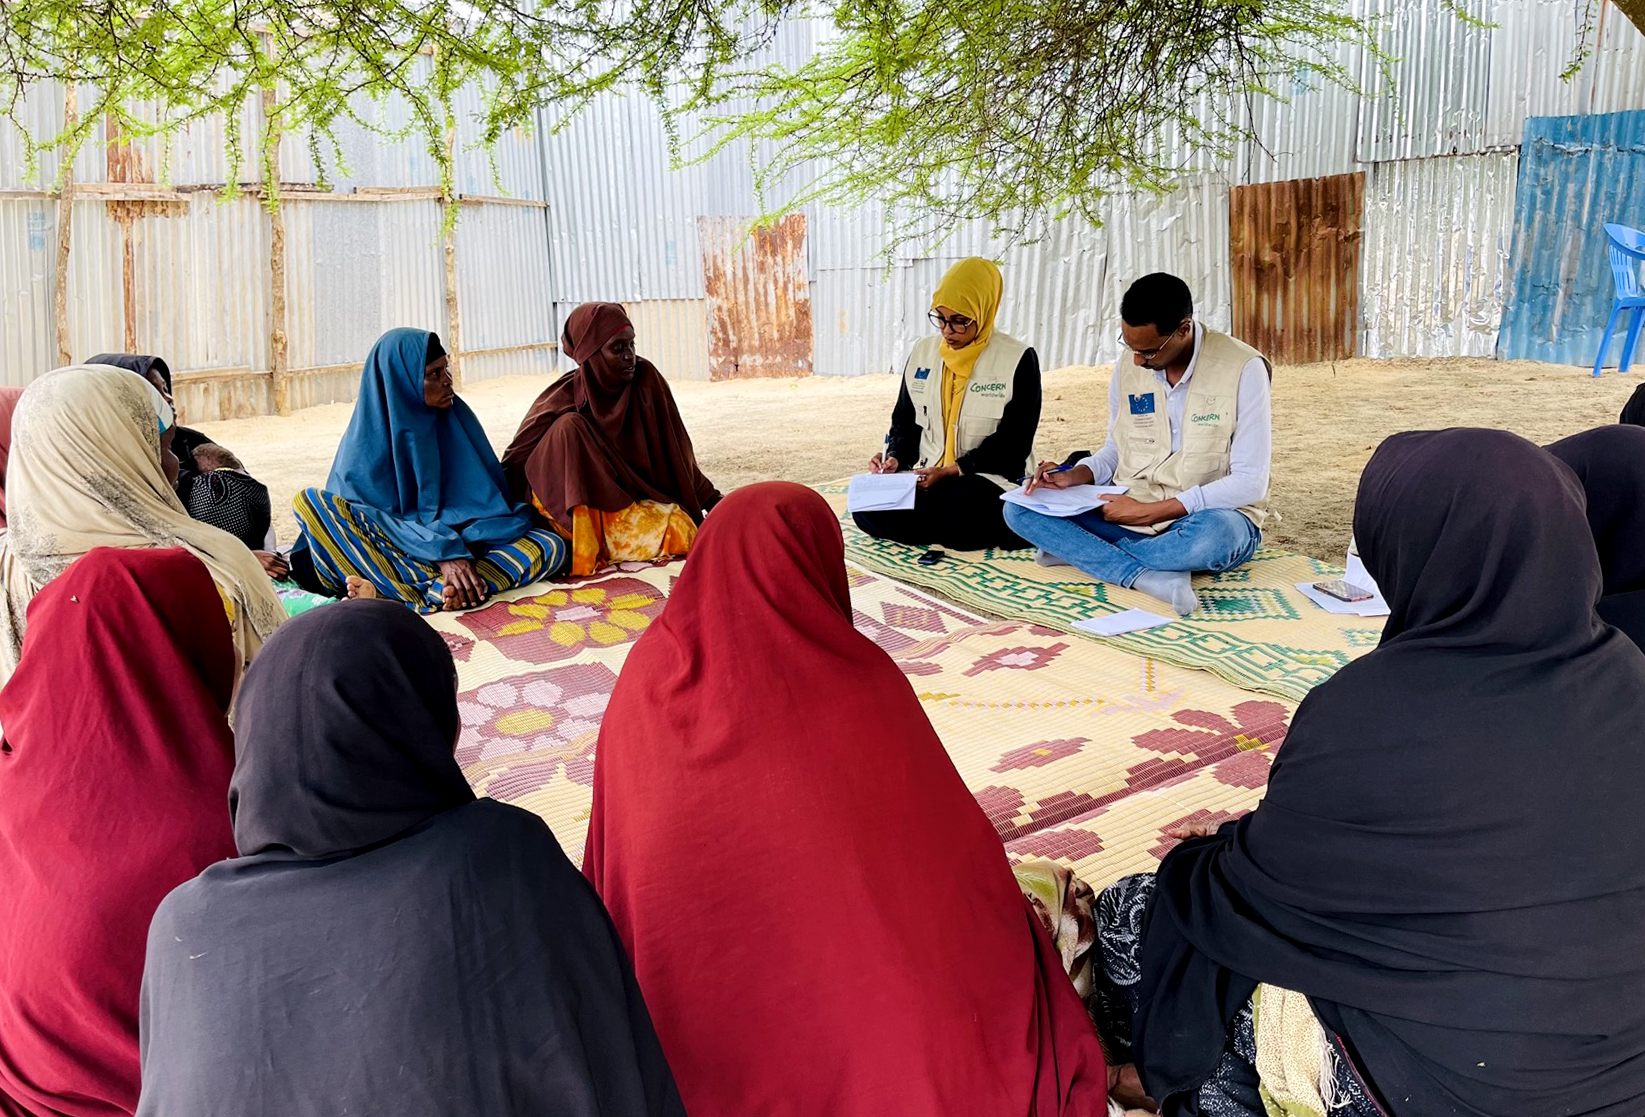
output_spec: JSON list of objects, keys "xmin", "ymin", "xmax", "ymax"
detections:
[
  {"xmin": 929, "ymin": 311, "xmax": 975, "ymax": 331},
  {"xmin": 1117, "ymin": 320, "xmax": 1190, "ymax": 360}
]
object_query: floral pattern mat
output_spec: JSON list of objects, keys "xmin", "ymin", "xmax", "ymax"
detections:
[
  {"xmin": 817, "ymin": 480, "xmax": 1382, "ymax": 703},
  {"xmin": 424, "ymin": 561, "xmax": 1292, "ymax": 889}
]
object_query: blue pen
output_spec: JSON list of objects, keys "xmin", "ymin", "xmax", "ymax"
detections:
[{"xmin": 1024, "ymin": 462, "xmax": 1072, "ymax": 488}]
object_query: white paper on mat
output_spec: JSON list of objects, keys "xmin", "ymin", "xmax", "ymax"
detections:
[
  {"xmin": 1000, "ymin": 483, "xmax": 1128, "ymax": 517},
  {"xmin": 1294, "ymin": 581, "xmax": 1390, "ymax": 617},
  {"xmin": 846, "ymin": 472, "xmax": 918, "ymax": 512},
  {"xmin": 1072, "ymin": 608, "xmax": 1176, "ymax": 636}
]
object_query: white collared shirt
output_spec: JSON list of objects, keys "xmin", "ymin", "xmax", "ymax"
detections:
[{"xmin": 1077, "ymin": 322, "xmax": 1272, "ymax": 514}]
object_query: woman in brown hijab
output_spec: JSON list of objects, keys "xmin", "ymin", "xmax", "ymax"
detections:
[{"xmin": 503, "ymin": 303, "xmax": 720, "ymax": 576}]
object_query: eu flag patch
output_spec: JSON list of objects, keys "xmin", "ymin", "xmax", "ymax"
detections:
[
  {"xmin": 914, "ymin": 367, "xmax": 932, "ymax": 380},
  {"xmin": 1128, "ymin": 393, "xmax": 1156, "ymax": 415}
]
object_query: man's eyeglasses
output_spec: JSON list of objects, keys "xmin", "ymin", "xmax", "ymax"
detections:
[
  {"xmin": 1117, "ymin": 320, "xmax": 1190, "ymax": 361},
  {"xmin": 929, "ymin": 311, "xmax": 975, "ymax": 332}
]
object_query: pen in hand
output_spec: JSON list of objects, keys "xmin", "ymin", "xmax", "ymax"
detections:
[{"xmin": 1023, "ymin": 462, "xmax": 1071, "ymax": 494}]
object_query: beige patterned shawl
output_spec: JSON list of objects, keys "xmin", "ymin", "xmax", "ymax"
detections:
[{"xmin": 0, "ymin": 365, "xmax": 284, "ymax": 685}]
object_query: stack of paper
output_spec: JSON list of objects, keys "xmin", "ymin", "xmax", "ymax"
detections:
[
  {"xmin": 1000, "ymin": 483, "xmax": 1128, "ymax": 518},
  {"xmin": 846, "ymin": 472, "xmax": 918, "ymax": 513}
]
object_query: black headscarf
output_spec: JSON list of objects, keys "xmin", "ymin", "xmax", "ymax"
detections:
[
  {"xmin": 1133, "ymin": 429, "xmax": 1645, "ymax": 1117},
  {"xmin": 86, "ymin": 353, "xmax": 214, "ymax": 484},
  {"xmin": 87, "ymin": 352, "xmax": 173, "ymax": 393},
  {"xmin": 1548, "ymin": 424, "xmax": 1645, "ymax": 648},
  {"xmin": 137, "ymin": 600, "xmax": 685, "ymax": 1117},
  {"xmin": 1621, "ymin": 383, "xmax": 1645, "ymax": 427},
  {"xmin": 227, "ymin": 598, "xmax": 472, "ymax": 858}
]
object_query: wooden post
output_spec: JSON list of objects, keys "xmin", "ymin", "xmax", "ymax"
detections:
[
  {"xmin": 263, "ymin": 86, "xmax": 290, "ymax": 416},
  {"xmin": 52, "ymin": 85, "xmax": 76, "ymax": 367},
  {"xmin": 441, "ymin": 115, "xmax": 463, "ymax": 390}
]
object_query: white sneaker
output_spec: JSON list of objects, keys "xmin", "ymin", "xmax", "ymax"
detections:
[{"xmin": 1035, "ymin": 549, "xmax": 1071, "ymax": 568}]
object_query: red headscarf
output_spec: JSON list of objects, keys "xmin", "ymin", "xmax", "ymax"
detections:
[
  {"xmin": 0, "ymin": 385, "xmax": 26, "ymax": 528},
  {"xmin": 584, "ymin": 482, "xmax": 1108, "ymax": 1117},
  {"xmin": 0, "ymin": 548, "xmax": 238, "ymax": 1117},
  {"xmin": 502, "ymin": 302, "xmax": 719, "ymax": 523}
]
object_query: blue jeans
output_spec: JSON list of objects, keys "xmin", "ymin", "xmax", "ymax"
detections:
[{"xmin": 1001, "ymin": 504, "xmax": 1261, "ymax": 588}]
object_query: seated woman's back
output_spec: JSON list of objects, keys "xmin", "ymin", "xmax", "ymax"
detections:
[
  {"xmin": 0, "ymin": 548, "xmax": 239, "ymax": 1117},
  {"xmin": 138, "ymin": 600, "xmax": 682, "ymax": 1117},
  {"xmin": 584, "ymin": 482, "xmax": 1108, "ymax": 1117},
  {"xmin": 1131, "ymin": 429, "xmax": 1645, "ymax": 1116}
]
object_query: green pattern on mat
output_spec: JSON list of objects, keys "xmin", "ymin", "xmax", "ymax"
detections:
[{"xmin": 820, "ymin": 482, "xmax": 1375, "ymax": 701}]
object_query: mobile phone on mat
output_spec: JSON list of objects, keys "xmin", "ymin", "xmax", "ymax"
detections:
[
  {"xmin": 1313, "ymin": 579, "xmax": 1372, "ymax": 602},
  {"xmin": 917, "ymin": 549, "xmax": 946, "ymax": 566}
]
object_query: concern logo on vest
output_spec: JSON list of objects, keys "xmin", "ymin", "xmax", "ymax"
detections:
[
  {"xmin": 969, "ymin": 381, "xmax": 1007, "ymax": 395},
  {"xmin": 1191, "ymin": 412, "xmax": 1222, "ymax": 424}
]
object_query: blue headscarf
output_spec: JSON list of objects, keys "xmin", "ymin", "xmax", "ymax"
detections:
[{"xmin": 327, "ymin": 328, "xmax": 531, "ymax": 562}]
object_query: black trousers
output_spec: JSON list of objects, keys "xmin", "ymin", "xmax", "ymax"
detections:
[{"xmin": 852, "ymin": 472, "xmax": 1027, "ymax": 552}]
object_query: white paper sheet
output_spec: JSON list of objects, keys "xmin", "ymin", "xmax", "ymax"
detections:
[
  {"xmin": 846, "ymin": 472, "xmax": 918, "ymax": 512},
  {"xmin": 999, "ymin": 483, "xmax": 1128, "ymax": 518},
  {"xmin": 1072, "ymin": 608, "xmax": 1176, "ymax": 636}
]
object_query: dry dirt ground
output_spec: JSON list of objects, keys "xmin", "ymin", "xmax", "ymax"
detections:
[{"xmin": 197, "ymin": 357, "xmax": 1640, "ymax": 564}]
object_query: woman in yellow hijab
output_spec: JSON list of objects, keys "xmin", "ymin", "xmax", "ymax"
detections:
[{"xmin": 855, "ymin": 257, "xmax": 1042, "ymax": 552}]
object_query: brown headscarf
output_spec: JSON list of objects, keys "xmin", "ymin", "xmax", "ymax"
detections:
[{"xmin": 502, "ymin": 303, "xmax": 720, "ymax": 525}]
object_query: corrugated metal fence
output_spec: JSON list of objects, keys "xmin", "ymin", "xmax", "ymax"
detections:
[
  {"xmin": 0, "ymin": 75, "xmax": 559, "ymax": 416},
  {"xmin": 2, "ymin": 0, "xmax": 1645, "ymax": 409},
  {"xmin": 1498, "ymin": 110, "xmax": 1645, "ymax": 364}
]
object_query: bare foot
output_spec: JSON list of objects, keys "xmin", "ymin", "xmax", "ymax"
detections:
[
  {"xmin": 442, "ymin": 584, "xmax": 464, "ymax": 611},
  {"xmin": 344, "ymin": 576, "xmax": 377, "ymax": 601}
]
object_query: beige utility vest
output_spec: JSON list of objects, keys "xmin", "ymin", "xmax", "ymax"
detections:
[
  {"xmin": 1112, "ymin": 328, "xmax": 1271, "ymax": 534},
  {"xmin": 901, "ymin": 331, "xmax": 1030, "ymax": 489}
]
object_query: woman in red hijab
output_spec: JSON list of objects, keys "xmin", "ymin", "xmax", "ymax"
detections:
[
  {"xmin": 0, "ymin": 548, "xmax": 238, "ymax": 1117},
  {"xmin": 502, "ymin": 303, "xmax": 720, "ymax": 576},
  {"xmin": 583, "ymin": 482, "xmax": 1110, "ymax": 1117}
]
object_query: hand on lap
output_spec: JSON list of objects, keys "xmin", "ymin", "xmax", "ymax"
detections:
[
  {"xmin": 254, "ymin": 550, "xmax": 290, "ymax": 580},
  {"xmin": 439, "ymin": 558, "xmax": 487, "ymax": 610},
  {"xmin": 912, "ymin": 464, "xmax": 960, "ymax": 490}
]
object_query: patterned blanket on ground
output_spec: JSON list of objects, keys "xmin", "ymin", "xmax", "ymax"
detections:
[
  {"xmin": 819, "ymin": 481, "xmax": 1380, "ymax": 702},
  {"xmin": 424, "ymin": 563, "xmax": 1291, "ymax": 888}
]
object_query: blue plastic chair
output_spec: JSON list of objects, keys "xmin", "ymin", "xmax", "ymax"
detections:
[{"xmin": 1595, "ymin": 223, "xmax": 1645, "ymax": 377}]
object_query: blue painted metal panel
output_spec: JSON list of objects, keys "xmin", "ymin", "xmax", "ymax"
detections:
[{"xmin": 1498, "ymin": 110, "xmax": 1645, "ymax": 365}]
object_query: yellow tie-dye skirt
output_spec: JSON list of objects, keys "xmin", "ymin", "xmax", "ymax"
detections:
[{"xmin": 535, "ymin": 496, "xmax": 697, "ymax": 577}]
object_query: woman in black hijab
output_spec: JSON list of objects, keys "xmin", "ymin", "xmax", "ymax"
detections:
[
  {"xmin": 1621, "ymin": 383, "xmax": 1645, "ymax": 427},
  {"xmin": 1089, "ymin": 428, "xmax": 1645, "ymax": 1117},
  {"xmin": 87, "ymin": 352, "xmax": 284, "ymax": 576},
  {"xmin": 136, "ymin": 600, "xmax": 684, "ymax": 1117},
  {"xmin": 1548, "ymin": 424, "xmax": 1645, "ymax": 649}
]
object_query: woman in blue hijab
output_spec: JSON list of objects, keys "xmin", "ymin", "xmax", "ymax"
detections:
[{"xmin": 292, "ymin": 329, "xmax": 568, "ymax": 612}]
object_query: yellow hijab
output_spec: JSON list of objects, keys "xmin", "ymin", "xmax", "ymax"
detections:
[{"xmin": 932, "ymin": 257, "xmax": 1004, "ymax": 466}]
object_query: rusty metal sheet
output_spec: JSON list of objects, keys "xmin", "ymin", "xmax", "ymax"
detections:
[
  {"xmin": 1228, "ymin": 173, "xmax": 1365, "ymax": 365},
  {"xmin": 698, "ymin": 213, "xmax": 814, "ymax": 380}
]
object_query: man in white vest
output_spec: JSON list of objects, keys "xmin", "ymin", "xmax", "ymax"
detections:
[{"xmin": 1003, "ymin": 273, "xmax": 1271, "ymax": 616}]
